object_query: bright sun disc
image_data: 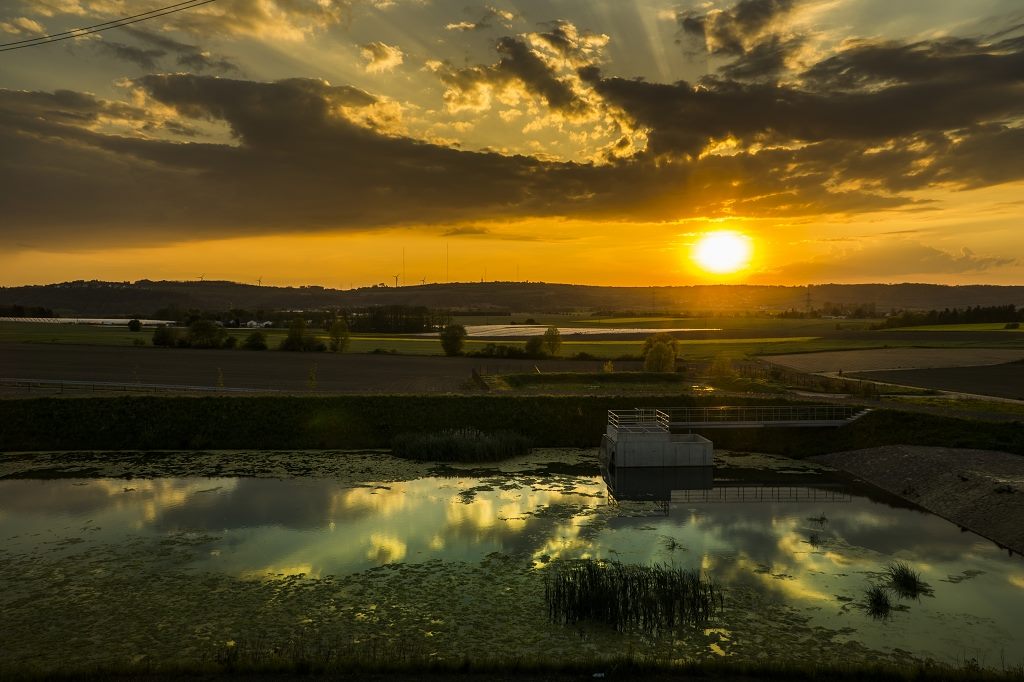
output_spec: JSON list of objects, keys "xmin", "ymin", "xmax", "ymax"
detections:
[{"xmin": 692, "ymin": 231, "xmax": 753, "ymax": 274}]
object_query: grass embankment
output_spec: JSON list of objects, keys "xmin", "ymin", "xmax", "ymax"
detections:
[
  {"xmin": 391, "ymin": 428, "xmax": 530, "ymax": 461},
  {"xmin": 2, "ymin": 396, "xmax": 1023, "ymax": 456}
]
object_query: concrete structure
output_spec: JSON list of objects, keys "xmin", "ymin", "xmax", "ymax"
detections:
[{"xmin": 599, "ymin": 405, "xmax": 869, "ymax": 501}]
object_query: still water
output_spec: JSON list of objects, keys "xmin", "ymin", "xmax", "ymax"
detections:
[{"xmin": 1, "ymin": 451, "xmax": 1021, "ymax": 669}]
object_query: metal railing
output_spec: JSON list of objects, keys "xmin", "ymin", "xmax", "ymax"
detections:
[
  {"xmin": 672, "ymin": 484, "xmax": 852, "ymax": 504},
  {"xmin": 608, "ymin": 408, "xmax": 670, "ymax": 432},
  {"xmin": 607, "ymin": 405, "xmax": 868, "ymax": 431},
  {"xmin": 662, "ymin": 404, "xmax": 863, "ymax": 425}
]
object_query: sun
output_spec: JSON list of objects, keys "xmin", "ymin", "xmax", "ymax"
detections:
[{"xmin": 691, "ymin": 231, "xmax": 753, "ymax": 274}]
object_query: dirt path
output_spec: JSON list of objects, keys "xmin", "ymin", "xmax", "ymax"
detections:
[{"xmin": 813, "ymin": 446, "xmax": 1024, "ymax": 554}]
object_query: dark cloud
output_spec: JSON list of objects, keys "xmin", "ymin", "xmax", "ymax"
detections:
[
  {"xmin": 582, "ymin": 31, "xmax": 1024, "ymax": 157},
  {"xmin": 433, "ymin": 34, "xmax": 589, "ymax": 116},
  {"xmin": 0, "ymin": 77, "xmax": 594, "ymax": 247},
  {"xmin": 94, "ymin": 28, "xmax": 240, "ymax": 74},
  {"xmin": 445, "ymin": 5, "xmax": 515, "ymax": 32},
  {"xmin": 678, "ymin": 0, "xmax": 795, "ymax": 55},
  {"xmin": 676, "ymin": 0, "xmax": 800, "ymax": 80},
  {"xmin": 95, "ymin": 42, "xmax": 166, "ymax": 71},
  {"xmin": 3, "ymin": 17, "xmax": 1024, "ymax": 251}
]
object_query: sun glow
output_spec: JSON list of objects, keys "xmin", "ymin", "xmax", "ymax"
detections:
[{"xmin": 691, "ymin": 231, "xmax": 753, "ymax": 274}]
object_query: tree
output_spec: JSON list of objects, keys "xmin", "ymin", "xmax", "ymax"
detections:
[
  {"xmin": 542, "ymin": 326, "xmax": 562, "ymax": 356},
  {"xmin": 187, "ymin": 319, "xmax": 227, "ymax": 348},
  {"xmin": 127, "ymin": 318, "xmax": 142, "ymax": 332},
  {"xmin": 279, "ymin": 318, "xmax": 327, "ymax": 352},
  {"xmin": 440, "ymin": 323, "xmax": 467, "ymax": 356},
  {"xmin": 644, "ymin": 341, "xmax": 676, "ymax": 372},
  {"xmin": 242, "ymin": 331, "xmax": 268, "ymax": 350},
  {"xmin": 151, "ymin": 326, "xmax": 178, "ymax": 347},
  {"xmin": 710, "ymin": 354, "xmax": 735, "ymax": 378},
  {"xmin": 642, "ymin": 333, "xmax": 679, "ymax": 359},
  {"xmin": 329, "ymin": 318, "xmax": 350, "ymax": 353},
  {"xmin": 524, "ymin": 336, "xmax": 546, "ymax": 358}
]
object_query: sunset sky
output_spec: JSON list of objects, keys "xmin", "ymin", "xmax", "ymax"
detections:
[{"xmin": 1, "ymin": 0, "xmax": 1022, "ymax": 288}]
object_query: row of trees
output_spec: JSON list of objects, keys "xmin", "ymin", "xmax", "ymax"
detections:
[
  {"xmin": 439, "ymin": 324, "xmax": 564, "ymax": 358},
  {"xmin": 437, "ymin": 325, "xmax": 681, "ymax": 372},
  {"xmin": 149, "ymin": 304, "xmax": 449, "ymax": 333},
  {"xmin": 150, "ymin": 317, "xmax": 351, "ymax": 352},
  {"xmin": 876, "ymin": 304, "xmax": 1022, "ymax": 328}
]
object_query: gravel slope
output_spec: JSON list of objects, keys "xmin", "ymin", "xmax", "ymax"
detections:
[{"xmin": 813, "ymin": 445, "xmax": 1024, "ymax": 553}]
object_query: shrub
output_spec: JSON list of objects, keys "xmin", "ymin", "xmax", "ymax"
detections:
[
  {"xmin": 471, "ymin": 343, "xmax": 529, "ymax": 359},
  {"xmin": 644, "ymin": 342, "xmax": 675, "ymax": 372},
  {"xmin": 279, "ymin": 318, "xmax": 326, "ymax": 352},
  {"xmin": 128, "ymin": 318, "xmax": 142, "ymax": 332},
  {"xmin": 151, "ymin": 326, "xmax": 178, "ymax": 347},
  {"xmin": 710, "ymin": 354, "xmax": 736, "ymax": 378},
  {"xmin": 524, "ymin": 336, "xmax": 546, "ymax": 358},
  {"xmin": 1006, "ymin": 322, "xmax": 1020, "ymax": 330},
  {"xmin": 391, "ymin": 428, "xmax": 531, "ymax": 462},
  {"xmin": 642, "ymin": 333, "xmax": 679, "ymax": 359},
  {"xmin": 222, "ymin": 335, "xmax": 238, "ymax": 349},
  {"xmin": 187, "ymin": 319, "xmax": 227, "ymax": 349},
  {"xmin": 439, "ymin": 323, "xmax": 467, "ymax": 356},
  {"xmin": 242, "ymin": 331, "xmax": 268, "ymax": 350}
]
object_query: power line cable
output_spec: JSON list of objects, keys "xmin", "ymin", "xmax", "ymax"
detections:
[
  {"xmin": 0, "ymin": 0, "xmax": 218, "ymax": 52},
  {"xmin": 0, "ymin": 0, "xmax": 211, "ymax": 47}
]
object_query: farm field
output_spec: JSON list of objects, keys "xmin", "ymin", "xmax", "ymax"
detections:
[
  {"xmin": 850, "ymin": 362, "xmax": 1024, "ymax": 401},
  {"xmin": 4, "ymin": 321, "xmax": 1024, "ymax": 363},
  {"xmin": 0, "ymin": 343, "xmax": 625, "ymax": 394},
  {"xmin": 763, "ymin": 348, "xmax": 1024, "ymax": 374}
]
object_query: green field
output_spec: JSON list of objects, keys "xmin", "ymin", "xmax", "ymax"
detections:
[{"xmin": 583, "ymin": 316, "xmax": 880, "ymax": 333}]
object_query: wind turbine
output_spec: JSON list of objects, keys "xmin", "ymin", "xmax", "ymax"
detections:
[
  {"xmin": 198, "ymin": 274, "xmax": 205, "ymax": 283},
  {"xmin": 393, "ymin": 274, "xmax": 399, "ymax": 288},
  {"xmin": 256, "ymin": 277, "xmax": 262, "ymax": 287}
]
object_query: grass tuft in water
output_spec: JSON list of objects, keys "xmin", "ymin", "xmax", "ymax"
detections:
[
  {"xmin": 865, "ymin": 585, "xmax": 893, "ymax": 620},
  {"xmin": 391, "ymin": 428, "xmax": 531, "ymax": 462},
  {"xmin": 545, "ymin": 559, "xmax": 722, "ymax": 633},
  {"xmin": 885, "ymin": 561, "xmax": 934, "ymax": 599}
]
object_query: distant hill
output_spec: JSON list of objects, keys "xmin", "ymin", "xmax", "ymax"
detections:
[{"xmin": 2, "ymin": 280, "xmax": 1023, "ymax": 317}]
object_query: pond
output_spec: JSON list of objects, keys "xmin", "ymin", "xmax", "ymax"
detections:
[{"xmin": 0, "ymin": 450, "xmax": 1021, "ymax": 672}]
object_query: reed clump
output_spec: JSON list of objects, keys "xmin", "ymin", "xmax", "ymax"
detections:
[
  {"xmin": 885, "ymin": 561, "xmax": 934, "ymax": 599},
  {"xmin": 865, "ymin": 585, "xmax": 893, "ymax": 620},
  {"xmin": 391, "ymin": 428, "xmax": 531, "ymax": 462},
  {"xmin": 545, "ymin": 559, "xmax": 722, "ymax": 633}
]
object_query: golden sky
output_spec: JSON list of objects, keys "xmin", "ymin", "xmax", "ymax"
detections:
[{"xmin": 1, "ymin": 0, "xmax": 1023, "ymax": 287}]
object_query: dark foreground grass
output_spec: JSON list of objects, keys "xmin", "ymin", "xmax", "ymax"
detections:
[
  {"xmin": 545, "ymin": 560, "xmax": 721, "ymax": 633},
  {"xmin": 2, "ymin": 396, "xmax": 1023, "ymax": 456},
  {"xmin": 3, "ymin": 656, "xmax": 1022, "ymax": 682},
  {"xmin": 391, "ymin": 428, "xmax": 530, "ymax": 462}
]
